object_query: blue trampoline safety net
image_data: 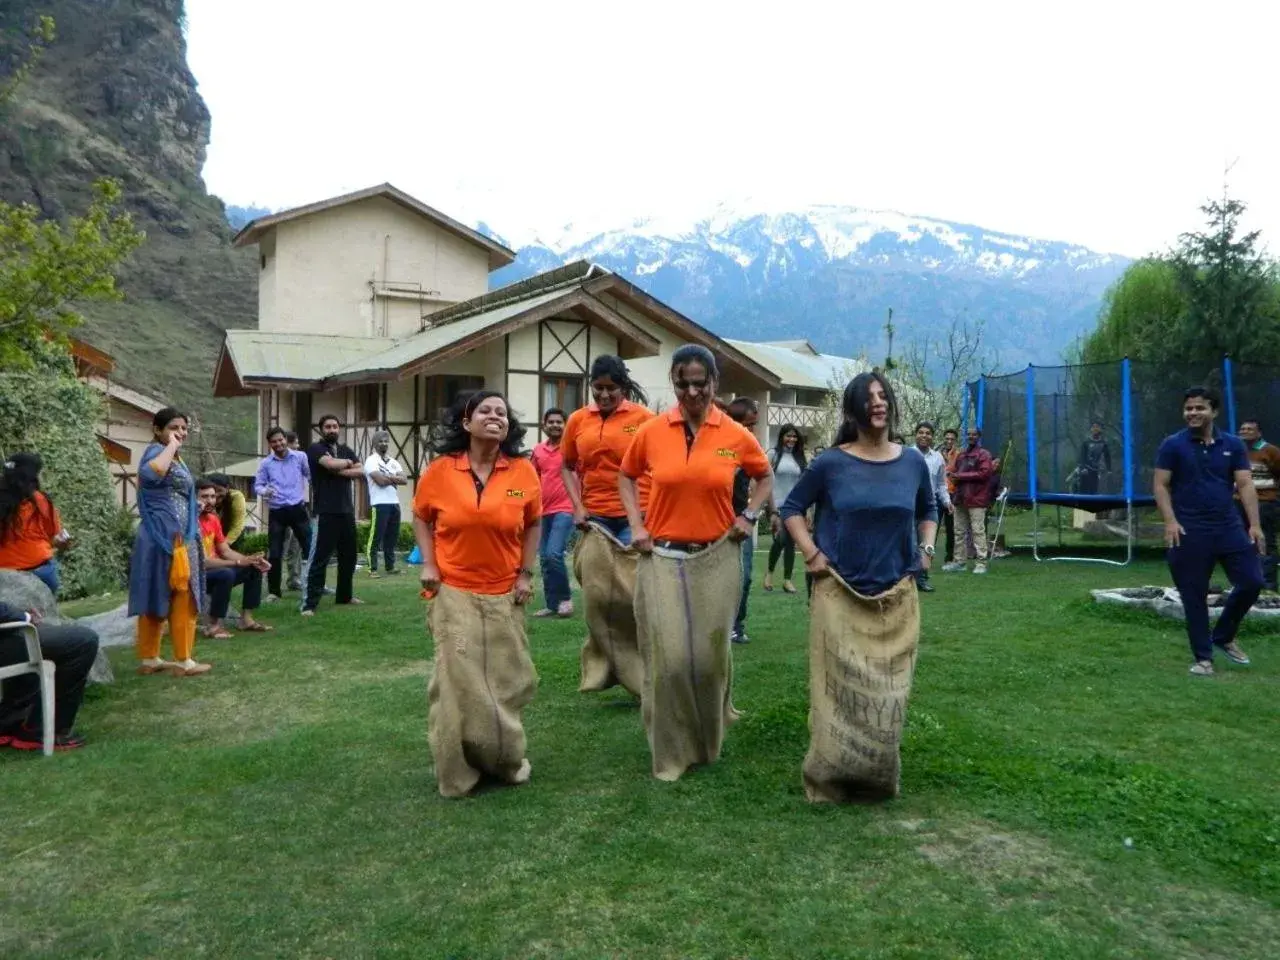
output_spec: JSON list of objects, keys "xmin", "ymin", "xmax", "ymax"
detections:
[{"xmin": 964, "ymin": 359, "xmax": 1280, "ymax": 510}]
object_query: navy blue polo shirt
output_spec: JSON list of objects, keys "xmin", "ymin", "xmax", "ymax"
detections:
[{"xmin": 1155, "ymin": 428, "xmax": 1249, "ymax": 532}]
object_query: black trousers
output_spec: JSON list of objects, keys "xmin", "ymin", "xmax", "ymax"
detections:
[
  {"xmin": 943, "ymin": 509, "xmax": 955, "ymax": 565},
  {"xmin": 267, "ymin": 503, "xmax": 312, "ymax": 596},
  {"xmin": 304, "ymin": 513, "xmax": 357, "ymax": 609},
  {"xmin": 0, "ymin": 622, "xmax": 99, "ymax": 734},
  {"xmin": 1238, "ymin": 500, "xmax": 1279, "ymax": 590},
  {"xmin": 205, "ymin": 566, "xmax": 263, "ymax": 619},
  {"xmin": 368, "ymin": 503, "xmax": 401, "ymax": 572}
]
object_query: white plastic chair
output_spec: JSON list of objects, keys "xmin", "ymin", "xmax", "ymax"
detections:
[{"xmin": 0, "ymin": 621, "xmax": 56, "ymax": 756}]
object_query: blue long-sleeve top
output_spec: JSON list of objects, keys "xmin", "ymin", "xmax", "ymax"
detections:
[{"xmin": 780, "ymin": 446, "xmax": 938, "ymax": 596}]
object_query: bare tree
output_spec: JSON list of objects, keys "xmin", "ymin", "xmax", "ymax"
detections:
[{"xmin": 896, "ymin": 317, "xmax": 992, "ymax": 431}]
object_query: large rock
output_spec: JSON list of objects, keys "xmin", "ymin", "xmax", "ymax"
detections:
[{"xmin": 0, "ymin": 569, "xmax": 118, "ymax": 684}]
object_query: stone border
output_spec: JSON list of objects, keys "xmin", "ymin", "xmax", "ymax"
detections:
[{"xmin": 1091, "ymin": 586, "xmax": 1280, "ymax": 622}]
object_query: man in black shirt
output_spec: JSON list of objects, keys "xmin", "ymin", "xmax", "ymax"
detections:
[
  {"xmin": 303, "ymin": 415, "xmax": 366, "ymax": 615},
  {"xmin": 1077, "ymin": 421, "xmax": 1112, "ymax": 495}
]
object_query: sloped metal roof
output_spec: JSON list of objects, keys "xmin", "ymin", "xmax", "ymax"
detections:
[
  {"xmin": 222, "ymin": 332, "xmax": 391, "ymax": 384},
  {"xmin": 725, "ymin": 339, "xmax": 868, "ymax": 391}
]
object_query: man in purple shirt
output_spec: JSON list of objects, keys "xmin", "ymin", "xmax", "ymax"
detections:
[{"xmin": 254, "ymin": 426, "xmax": 312, "ymax": 600}]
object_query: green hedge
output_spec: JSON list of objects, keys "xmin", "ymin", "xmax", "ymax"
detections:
[{"xmin": 237, "ymin": 522, "xmax": 417, "ymax": 559}]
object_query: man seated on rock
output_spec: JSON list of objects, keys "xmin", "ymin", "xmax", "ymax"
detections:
[
  {"xmin": 0, "ymin": 599, "xmax": 98, "ymax": 752},
  {"xmin": 197, "ymin": 479, "xmax": 272, "ymax": 638}
]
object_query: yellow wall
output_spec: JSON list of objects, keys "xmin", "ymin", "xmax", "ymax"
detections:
[{"xmin": 261, "ymin": 196, "xmax": 491, "ymax": 337}]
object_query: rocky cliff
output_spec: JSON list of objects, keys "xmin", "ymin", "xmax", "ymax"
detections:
[{"xmin": 0, "ymin": 0, "xmax": 256, "ymax": 457}]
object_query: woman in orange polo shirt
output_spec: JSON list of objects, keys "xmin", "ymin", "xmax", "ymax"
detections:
[
  {"xmin": 560, "ymin": 354, "xmax": 654, "ymax": 544},
  {"xmin": 619, "ymin": 344, "xmax": 773, "ymax": 781},
  {"xmin": 0, "ymin": 453, "xmax": 72, "ymax": 596},
  {"xmin": 560, "ymin": 355, "xmax": 655, "ymax": 698},
  {"xmin": 412, "ymin": 390, "xmax": 543, "ymax": 798}
]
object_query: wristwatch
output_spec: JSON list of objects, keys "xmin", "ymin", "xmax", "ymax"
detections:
[
  {"xmin": 741, "ymin": 508, "xmax": 760, "ymax": 523},
  {"xmin": 920, "ymin": 544, "xmax": 935, "ymax": 557}
]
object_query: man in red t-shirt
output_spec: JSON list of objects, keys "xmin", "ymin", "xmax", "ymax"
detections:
[
  {"xmin": 529, "ymin": 408, "xmax": 575, "ymax": 617},
  {"xmin": 196, "ymin": 479, "xmax": 273, "ymax": 637}
]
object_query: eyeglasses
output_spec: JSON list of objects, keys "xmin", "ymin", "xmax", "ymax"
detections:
[{"xmin": 674, "ymin": 380, "xmax": 710, "ymax": 394}]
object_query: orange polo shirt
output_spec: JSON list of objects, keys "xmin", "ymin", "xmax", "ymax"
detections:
[
  {"xmin": 620, "ymin": 404, "xmax": 770, "ymax": 543},
  {"xmin": 0, "ymin": 493, "xmax": 60, "ymax": 571},
  {"xmin": 412, "ymin": 452, "xmax": 542, "ymax": 595},
  {"xmin": 560, "ymin": 400, "xmax": 655, "ymax": 517}
]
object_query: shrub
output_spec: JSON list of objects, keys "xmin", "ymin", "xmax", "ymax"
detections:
[{"xmin": 0, "ymin": 353, "xmax": 121, "ymax": 598}]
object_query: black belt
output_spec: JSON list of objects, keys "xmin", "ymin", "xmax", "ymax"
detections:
[{"xmin": 654, "ymin": 539, "xmax": 710, "ymax": 553}]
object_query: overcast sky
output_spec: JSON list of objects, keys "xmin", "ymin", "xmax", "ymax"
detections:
[{"xmin": 187, "ymin": 0, "xmax": 1279, "ymax": 257}]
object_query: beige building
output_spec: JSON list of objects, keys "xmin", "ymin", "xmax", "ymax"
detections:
[
  {"xmin": 214, "ymin": 184, "xmax": 783, "ymax": 518},
  {"xmin": 71, "ymin": 339, "xmax": 166, "ymax": 511}
]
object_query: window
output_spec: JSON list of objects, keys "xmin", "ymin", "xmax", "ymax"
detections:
[
  {"xmin": 294, "ymin": 392, "xmax": 313, "ymax": 443},
  {"xmin": 355, "ymin": 384, "xmax": 380, "ymax": 423},
  {"xmin": 425, "ymin": 375, "xmax": 484, "ymax": 422},
  {"xmin": 542, "ymin": 376, "xmax": 583, "ymax": 415}
]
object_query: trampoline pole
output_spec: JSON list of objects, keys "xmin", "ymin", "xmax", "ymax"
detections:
[
  {"xmin": 1224, "ymin": 355, "xmax": 1237, "ymax": 434},
  {"xmin": 1032, "ymin": 501, "xmax": 1043, "ymax": 562}
]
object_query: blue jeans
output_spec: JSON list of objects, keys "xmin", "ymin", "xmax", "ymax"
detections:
[
  {"xmin": 1167, "ymin": 526, "xmax": 1264, "ymax": 662},
  {"xmin": 734, "ymin": 536, "xmax": 753, "ymax": 636},
  {"xmin": 589, "ymin": 514, "xmax": 631, "ymax": 546},
  {"xmin": 540, "ymin": 512, "xmax": 575, "ymax": 609},
  {"xmin": 26, "ymin": 559, "xmax": 60, "ymax": 596}
]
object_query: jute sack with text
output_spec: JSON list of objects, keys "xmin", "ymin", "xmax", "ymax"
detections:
[
  {"xmin": 804, "ymin": 573, "xmax": 919, "ymax": 803},
  {"xmin": 574, "ymin": 522, "xmax": 643, "ymax": 697},
  {"xmin": 633, "ymin": 535, "xmax": 742, "ymax": 781},
  {"xmin": 427, "ymin": 584, "xmax": 537, "ymax": 798}
]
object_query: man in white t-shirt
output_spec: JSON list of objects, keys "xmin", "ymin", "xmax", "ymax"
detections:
[{"xmin": 363, "ymin": 431, "xmax": 408, "ymax": 577}]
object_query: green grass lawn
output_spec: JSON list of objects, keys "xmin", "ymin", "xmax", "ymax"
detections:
[{"xmin": 4, "ymin": 550, "xmax": 1280, "ymax": 958}]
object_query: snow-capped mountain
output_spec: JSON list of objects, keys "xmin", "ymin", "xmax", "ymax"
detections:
[{"xmin": 485, "ymin": 203, "xmax": 1130, "ymax": 368}]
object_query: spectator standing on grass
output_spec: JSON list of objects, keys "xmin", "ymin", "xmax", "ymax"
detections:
[
  {"xmin": 727, "ymin": 396, "xmax": 761, "ymax": 644},
  {"xmin": 939, "ymin": 428, "xmax": 959, "ymax": 564},
  {"xmin": 129, "ymin": 406, "xmax": 210, "ymax": 677},
  {"xmin": 196, "ymin": 478, "xmax": 273, "ymax": 638},
  {"xmin": 943, "ymin": 427, "xmax": 994, "ymax": 574},
  {"xmin": 1236, "ymin": 418, "xmax": 1280, "ymax": 592},
  {"xmin": 0, "ymin": 453, "xmax": 73, "ymax": 595},
  {"xmin": 1077, "ymin": 420, "xmax": 1112, "ymax": 495},
  {"xmin": 912, "ymin": 421, "xmax": 950, "ymax": 593},
  {"xmin": 283, "ymin": 431, "xmax": 306, "ymax": 591},
  {"xmin": 763, "ymin": 425, "xmax": 806, "ymax": 595},
  {"xmin": 364, "ymin": 431, "xmax": 408, "ymax": 578},
  {"xmin": 303, "ymin": 415, "xmax": 365, "ymax": 616},
  {"xmin": 530, "ymin": 408, "xmax": 575, "ymax": 618},
  {"xmin": 255, "ymin": 426, "xmax": 312, "ymax": 601},
  {"xmin": 0, "ymin": 600, "xmax": 98, "ymax": 752},
  {"xmin": 1154, "ymin": 386, "xmax": 1265, "ymax": 677}
]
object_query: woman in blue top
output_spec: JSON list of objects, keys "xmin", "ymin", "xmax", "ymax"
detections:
[
  {"xmin": 128, "ymin": 407, "xmax": 210, "ymax": 677},
  {"xmin": 780, "ymin": 372, "xmax": 937, "ymax": 802}
]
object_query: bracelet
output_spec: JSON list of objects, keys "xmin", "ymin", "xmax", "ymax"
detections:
[{"xmin": 803, "ymin": 550, "xmax": 819, "ymax": 563}]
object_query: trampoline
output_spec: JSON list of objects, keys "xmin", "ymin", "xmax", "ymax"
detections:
[{"xmin": 964, "ymin": 357, "xmax": 1280, "ymax": 566}]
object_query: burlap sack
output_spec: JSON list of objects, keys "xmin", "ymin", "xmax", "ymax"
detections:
[
  {"xmin": 633, "ymin": 534, "xmax": 742, "ymax": 781},
  {"xmin": 427, "ymin": 584, "xmax": 537, "ymax": 798},
  {"xmin": 803, "ymin": 573, "xmax": 919, "ymax": 803},
  {"xmin": 573, "ymin": 522, "xmax": 643, "ymax": 697}
]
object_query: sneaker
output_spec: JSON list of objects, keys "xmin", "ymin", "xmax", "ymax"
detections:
[
  {"xmin": 387, "ymin": 568, "xmax": 403, "ymax": 576},
  {"xmin": 368, "ymin": 570, "xmax": 382, "ymax": 579},
  {"xmin": 286, "ymin": 581, "xmax": 302, "ymax": 592},
  {"xmin": 556, "ymin": 601, "xmax": 574, "ymax": 617},
  {"xmin": 264, "ymin": 594, "xmax": 280, "ymax": 604},
  {"xmin": 973, "ymin": 564, "xmax": 988, "ymax": 575},
  {"xmin": 531, "ymin": 608, "xmax": 557, "ymax": 618},
  {"xmin": 1189, "ymin": 660, "xmax": 1215, "ymax": 676},
  {"xmin": 942, "ymin": 562, "xmax": 965, "ymax": 572},
  {"xmin": 301, "ymin": 609, "xmax": 316, "ymax": 618},
  {"xmin": 731, "ymin": 631, "xmax": 750, "ymax": 645},
  {"xmin": 1221, "ymin": 641, "xmax": 1251, "ymax": 665},
  {"xmin": 322, "ymin": 587, "xmax": 335, "ymax": 596},
  {"xmin": 918, "ymin": 579, "xmax": 935, "ymax": 593}
]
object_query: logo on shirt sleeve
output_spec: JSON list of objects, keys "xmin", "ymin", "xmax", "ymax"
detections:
[{"xmin": 506, "ymin": 488, "xmax": 526, "ymax": 499}]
